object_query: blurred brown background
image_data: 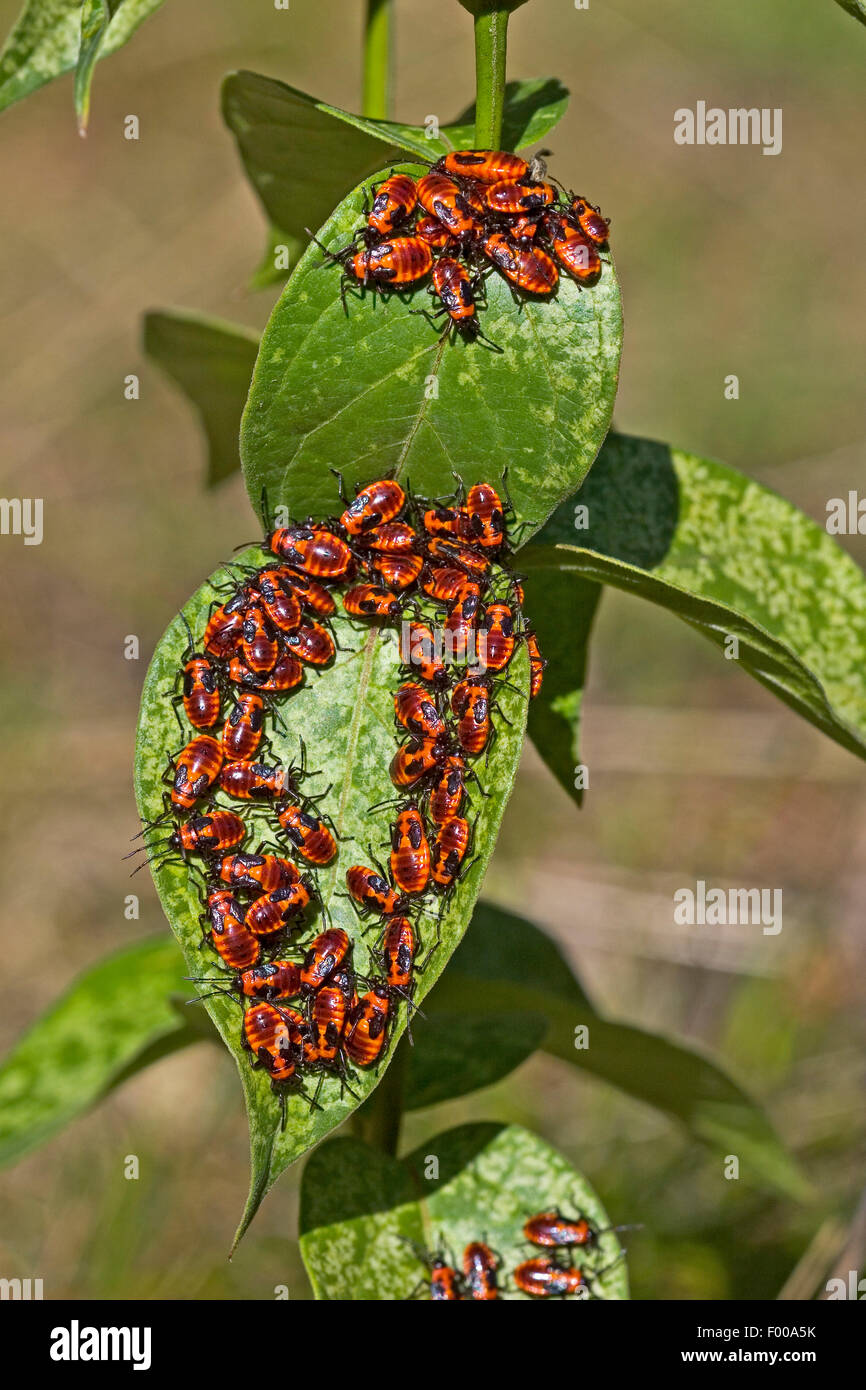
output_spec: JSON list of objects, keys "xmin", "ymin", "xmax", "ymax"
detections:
[{"xmin": 1, "ymin": 0, "xmax": 864, "ymax": 1299}]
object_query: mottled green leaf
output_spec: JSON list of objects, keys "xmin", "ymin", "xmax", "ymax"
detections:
[
  {"xmin": 428, "ymin": 904, "xmax": 809, "ymax": 1199},
  {"xmin": 525, "ymin": 569, "xmax": 601, "ymax": 808},
  {"xmin": 299, "ymin": 1122, "xmax": 628, "ymax": 1300},
  {"xmin": 222, "ymin": 72, "xmax": 568, "ymax": 289},
  {"xmin": 0, "ymin": 936, "xmax": 196, "ymax": 1168},
  {"xmin": 240, "ymin": 165, "xmax": 621, "ymax": 538},
  {"xmin": 135, "ymin": 555, "xmax": 529, "ymax": 1251},
  {"xmin": 0, "ymin": 0, "xmax": 165, "ymax": 118},
  {"xmin": 522, "ymin": 433, "xmax": 866, "ymax": 764},
  {"xmin": 833, "ymin": 0, "xmax": 866, "ymax": 24},
  {"xmin": 142, "ymin": 310, "xmax": 260, "ymax": 488}
]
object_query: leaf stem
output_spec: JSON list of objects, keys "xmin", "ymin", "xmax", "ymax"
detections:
[
  {"xmin": 350, "ymin": 1035, "xmax": 408, "ymax": 1156},
  {"xmin": 473, "ymin": 8, "xmax": 509, "ymax": 149},
  {"xmin": 362, "ymin": 0, "xmax": 393, "ymax": 121}
]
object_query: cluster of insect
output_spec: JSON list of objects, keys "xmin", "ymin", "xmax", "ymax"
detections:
[
  {"xmin": 131, "ymin": 474, "xmax": 544, "ymax": 1123},
  {"xmin": 410, "ymin": 1205, "xmax": 627, "ymax": 1301},
  {"xmin": 318, "ymin": 147, "xmax": 610, "ymax": 343}
]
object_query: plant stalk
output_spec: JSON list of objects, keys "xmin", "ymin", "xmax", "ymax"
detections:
[
  {"xmin": 473, "ymin": 8, "xmax": 509, "ymax": 149},
  {"xmin": 362, "ymin": 0, "xmax": 393, "ymax": 120},
  {"xmin": 351, "ymin": 1035, "xmax": 408, "ymax": 1156}
]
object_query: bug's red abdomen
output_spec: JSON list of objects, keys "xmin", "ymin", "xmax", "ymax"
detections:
[
  {"xmin": 368, "ymin": 173, "xmax": 417, "ymax": 235},
  {"xmin": 395, "ymin": 682, "xmax": 445, "ymax": 741},
  {"xmin": 345, "ymin": 986, "xmax": 390, "ymax": 1066},
  {"xmin": 221, "ymin": 692, "xmax": 265, "ymax": 761},
  {"xmin": 483, "ymin": 179, "xmax": 555, "ymax": 215},
  {"xmin": 463, "ymin": 1242, "xmax": 500, "ymax": 1300},
  {"xmin": 170, "ymin": 735, "xmax": 223, "ymax": 810},
  {"xmin": 276, "ymin": 802, "xmax": 337, "ymax": 865},
  {"xmin": 239, "ymin": 960, "xmax": 302, "ymax": 1001},
  {"xmin": 381, "ymin": 916, "xmax": 416, "ymax": 994},
  {"xmin": 299, "ymin": 928, "xmax": 351, "ymax": 991},
  {"xmin": 346, "ymin": 865, "xmax": 404, "ymax": 916},
  {"xmin": 389, "ymin": 806, "xmax": 431, "ymax": 896},
  {"xmin": 428, "ymin": 755, "xmax": 467, "ymax": 826},
  {"xmin": 310, "ymin": 985, "xmax": 347, "ymax": 1063},
  {"xmin": 182, "ymin": 656, "xmax": 221, "ymax": 729},
  {"xmin": 416, "ymin": 174, "xmax": 481, "ymax": 239},
  {"xmin": 569, "ymin": 196, "xmax": 609, "ymax": 246},
  {"xmin": 435, "ymin": 149, "xmax": 529, "ymax": 184},
  {"xmin": 343, "ymin": 584, "xmax": 401, "ymax": 621},
  {"xmin": 431, "ymin": 816, "xmax": 470, "ymax": 889},
  {"xmin": 242, "ymin": 1003, "xmax": 297, "ymax": 1083},
  {"xmin": 339, "ymin": 478, "xmax": 406, "ymax": 535},
  {"xmin": 483, "ymin": 232, "xmax": 558, "ymax": 294},
  {"xmin": 218, "ymin": 761, "xmax": 286, "ymax": 800}
]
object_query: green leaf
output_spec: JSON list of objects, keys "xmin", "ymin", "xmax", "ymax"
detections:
[
  {"xmin": 142, "ymin": 310, "xmax": 260, "ymax": 488},
  {"xmin": 526, "ymin": 570, "xmax": 601, "ymax": 807},
  {"xmin": 833, "ymin": 0, "xmax": 866, "ymax": 24},
  {"xmin": 135, "ymin": 556, "xmax": 529, "ymax": 1251},
  {"xmin": 522, "ymin": 433, "xmax": 866, "ymax": 764},
  {"xmin": 0, "ymin": 935, "xmax": 196, "ymax": 1168},
  {"xmin": 0, "ymin": 0, "xmax": 165, "ymax": 119},
  {"xmin": 299, "ymin": 1122, "xmax": 629, "ymax": 1300},
  {"xmin": 429, "ymin": 903, "xmax": 809, "ymax": 1199},
  {"xmin": 404, "ymin": 1010, "xmax": 547, "ymax": 1110},
  {"xmin": 240, "ymin": 166, "xmax": 622, "ymax": 538},
  {"xmin": 222, "ymin": 72, "xmax": 568, "ymax": 288}
]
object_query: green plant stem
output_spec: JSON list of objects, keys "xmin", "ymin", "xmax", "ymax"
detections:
[
  {"xmin": 362, "ymin": 0, "xmax": 393, "ymax": 121},
  {"xmin": 350, "ymin": 1036, "xmax": 408, "ymax": 1155},
  {"xmin": 473, "ymin": 8, "xmax": 509, "ymax": 148}
]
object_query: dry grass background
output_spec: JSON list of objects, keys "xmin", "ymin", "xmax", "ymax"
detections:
[{"xmin": 0, "ymin": 0, "xmax": 864, "ymax": 1299}]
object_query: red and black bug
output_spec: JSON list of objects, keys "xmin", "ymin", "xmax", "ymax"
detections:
[
  {"xmin": 338, "ymin": 478, "xmax": 406, "ymax": 536},
  {"xmin": 379, "ymin": 915, "xmax": 417, "ymax": 1000},
  {"xmin": 367, "ymin": 173, "xmax": 417, "ymax": 236},
  {"xmin": 239, "ymin": 602, "xmax": 278, "ymax": 676},
  {"xmin": 430, "ymin": 815, "xmax": 471, "ymax": 891},
  {"xmin": 444, "ymin": 578, "xmax": 484, "ymax": 661},
  {"xmin": 401, "ymin": 622, "xmax": 450, "ymax": 691},
  {"xmin": 270, "ymin": 525, "xmax": 354, "ymax": 579},
  {"xmin": 299, "ymin": 928, "xmax": 352, "ymax": 992},
  {"xmin": 221, "ymin": 691, "xmax": 266, "ymax": 762},
  {"xmin": 174, "ymin": 614, "xmax": 221, "ymax": 731},
  {"xmin": 390, "ymin": 733, "xmax": 450, "ymax": 790},
  {"xmin": 421, "ymin": 564, "xmax": 467, "ymax": 604},
  {"xmin": 202, "ymin": 591, "xmax": 246, "ymax": 658},
  {"xmin": 218, "ymin": 851, "xmax": 300, "ymax": 894},
  {"xmin": 170, "ymin": 810, "xmax": 246, "ymax": 857},
  {"xmin": 394, "ymin": 682, "xmax": 445, "ymax": 742},
  {"xmin": 278, "ymin": 568, "xmax": 337, "ymax": 618},
  {"xmin": 244, "ymin": 878, "xmax": 312, "ymax": 939},
  {"xmin": 567, "ymin": 195, "xmax": 609, "ymax": 247},
  {"xmin": 309, "ymin": 985, "xmax": 348, "ymax": 1067},
  {"xmin": 463, "ymin": 1242, "xmax": 500, "ymax": 1301},
  {"xmin": 345, "ymin": 983, "xmax": 390, "ymax": 1066},
  {"xmin": 190, "ymin": 959, "xmax": 302, "ymax": 1003},
  {"xmin": 168, "ymin": 734, "xmax": 223, "ymax": 811},
  {"xmin": 462, "ymin": 482, "xmax": 507, "ymax": 550},
  {"xmin": 483, "ymin": 179, "xmax": 556, "ymax": 216},
  {"xmin": 204, "ymin": 888, "xmax": 261, "ymax": 970},
  {"xmin": 421, "ymin": 505, "xmax": 464, "ymax": 540},
  {"xmin": 367, "ymin": 551, "xmax": 423, "ymax": 591},
  {"xmin": 415, "ymin": 216, "xmax": 455, "ymax": 249},
  {"xmin": 343, "ymin": 583, "xmax": 402, "ymax": 622},
  {"xmin": 429, "ymin": 256, "xmax": 480, "ymax": 340},
  {"xmin": 284, "ymin": 622, "xmax": 336, "ymax": 667},
  {"xmin": 252, "ymin": 568, "xmax": 303, "ymax": 634},
  {"xmin": 359, "ymin": 519, "xmax": 417, "ymax": 553},
  {"xmin": 424, "ymin": 537, "xmax": 491, "ymax": 578},
  {"xmin": 523, "ymin": 1210, "xmax": 597, "ymax": 1249},
  {"xmin": 478, "ymin": 601, "xmax": 517, "ymax": 673},
  {"xmin": 346, "ymin": 236, "xmax": 433, "ymax": 290},
  {"xmin": 451, "ymin": 674, "xmax": 491, "ymax": 756},
  {"xmin": 416, "ymin": 173, "xmax": 482, "ymax": 241},
  {"xmin": 276, "ymin": 800, "xmax": 337, "ymax": 865},
  {"xmin": 428, "ymin": 754, "xmax": 468, "ymax": 826},
  {"xmin": 389, "ymin": 803, "xmax": 431, "ymax": 896},
  {"xmin": 218, "ymin": 760, "xmax": 289, "ymax": 801},
  {"xmin": 541, "ymin": 210, "xmax": 601, "ymax": 283},
  {"xmin": 433, "ymin": 148, "xmax": 530, "ymax": 185},
  {"xmin": 513, "ymin": 1257, "xmax": 588, "ymax": 1299},
  {"xmin": 483, "ymin": 231, "xmax": 559, "ymax": 295},
  {"xmin": 346, "ymin": 865, "xmax": 407, "ymax": 918},
  {"xmin": 241, "ymin": 1003, "xmax": 318, "ymax": 1123},
  {"xmin": 228, "ymin": 651, "xmax": 304, "ymax": 694},
  {"xmin": 526, "ymin": 631, "xmax": 546, "ymax": 699}
]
